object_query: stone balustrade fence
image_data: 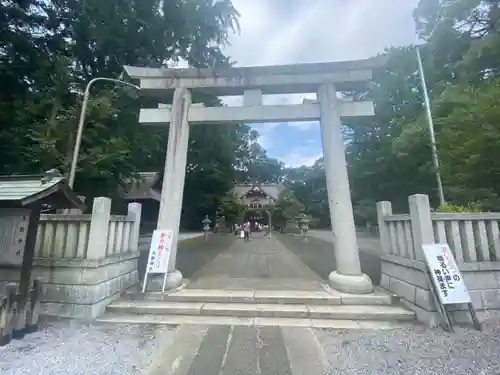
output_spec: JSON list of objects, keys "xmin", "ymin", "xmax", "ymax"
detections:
[
  {"xmin": 377, "ymin": 194, "xmax": 500, "ymax": 327},
  {"xmin": 0, "ymin": 197, "xmax": 142, "ymax": 319},
  {"xmin": 378, "ymin": 199, "xmax": 500, "ymax": 264}
]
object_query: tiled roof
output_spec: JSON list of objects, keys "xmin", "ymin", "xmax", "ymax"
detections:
[
  {"xmin": 0, "ymin": 170, "xmax": 84, "ymax": 209},
  {"xmin": 231, "ymin": 183, "xmax": 285, "ymax": 200},
  {"xmin": 123, "ymin": 172, "xmax": 161, "ymax": 201}
]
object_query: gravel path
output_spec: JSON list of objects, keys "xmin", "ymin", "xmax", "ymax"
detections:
[
  {"xmin": 316, "ymin": 325, "xmax": 500, "ymax": 375},
  {"xmin": 0, "ymin": 320, "xmax": 173, "ymax": 375}
]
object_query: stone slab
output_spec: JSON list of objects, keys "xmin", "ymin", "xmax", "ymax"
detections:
[
  {"xmin": 389, "ymin": 278, "xmax": 417, "ymax": 304},
  {"xmin": 306, "ymin": 305, "xmax": 415, "ymax": 321},
  {"xmin": 201, "ymin": 303, "xmax": 309, "ymax": 318},
  {"xmin": 186, "ymin": 236, "xmax": 325, "ymax": 291},
  {"xmin": 415, "ymin": 287, "xmax": 436, "ymax": 311},
  {"xmin": 254, "ymin": 290, "xmax": 341, "ymax": 305},
  {"xmin": 186, "ymin": 325, "xmax": 230, "ymax": 375},
  {"xmin": 220, "ymin": 326, "xmax": 259, "ymax": 375},
  {"xmin": 253, "ymin": 317, "xmax": 313, "ymax": 327},
  {"xmin": 42, "ymin": 270, "xmax": 137, "ymax": 304},
  {"xmin": 463, "ymin": 271, "xmax": 499, "ymax": 290},
  {"xmin": 144, "ymin": 325, "xmax": 208, "ymax": 375},
  {"xmin": 0, "ymin": 256, "xmax": 138, "ymax": 285},
  {"xmin": 107, "ymin": 300, "xmax": 204, "ymax": 316},
  {"xmin": 338, "ymin": 293, "xmax": 393, "ymax": 305},
  {"xmin": 382, "ymin": 260, "xmax": 428, "ymax": 290},
  {"xmin": 97, "ymin": 313, "xmax": 254, "ymax": 326},
  {"xmin": 399, "ymin": 299, "xmax": 441, "ymax": 328},
  {"xmin": 42, "ymin": 287, "xmax": 127, "ymax": 319},
  {"xmin": 107, "ymin": 301, "xmax": 415, "ymax": 321}
]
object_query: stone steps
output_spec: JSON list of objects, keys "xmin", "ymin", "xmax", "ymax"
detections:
[
  {"xmin": 100, "ymin": 288, "xmax": 416, "ymax": 325},
  {"xmin": 96, "ymin": 313, "xmax": 414, "ymax": 329},
  {"xmin": 104, "ymin": 299, "xmax": 415, "ymax": 321},
  {"xmin": 123, "ymin": 288, "xmax": 397, "ymax": 306}
]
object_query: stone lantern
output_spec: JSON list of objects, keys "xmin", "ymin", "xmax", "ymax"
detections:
[
  {"xmin": 202, "ymin": 215, "xmax": 212, "ymax": 241},
  {"xmin": 297, "ymin": 213, "xmax": 310, "ymax": 241}
]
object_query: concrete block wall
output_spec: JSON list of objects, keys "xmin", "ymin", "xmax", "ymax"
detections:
[
  {"xmin": 381, "ymin": 255, "xmax": 440, "ymax": 327},
  {"xmin": 381, "ymin": 255, "xmax": 500, "ymax": 326},
  {"xmin": 0, "ymin": 198, "xmax": 142, "ymax": 319}
]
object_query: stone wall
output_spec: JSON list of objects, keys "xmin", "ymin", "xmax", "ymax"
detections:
[
  {"xmin": 378, "ymin": 194, "xmax": 500, "ymax": 327},
  {"xmin": 0, "ymin": 198, "xmax": 142, "ymax": 319},
  {"xmin": 381, "ymin": 254, "xmax": 439, "ymax": 326}
]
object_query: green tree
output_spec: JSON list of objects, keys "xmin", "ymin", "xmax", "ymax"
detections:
[
  {"xmin": 272, "ymin": 189, "xmax": 304, "ymax": 230},
  {"xmin": 218, "ymin": 192, "xmax": 244, "ymax": 227}
]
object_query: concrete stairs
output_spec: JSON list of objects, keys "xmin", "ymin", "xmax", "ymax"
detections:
[{"xmin": 97, "ymin": 288, "xmax": 417, "ymax": 328}]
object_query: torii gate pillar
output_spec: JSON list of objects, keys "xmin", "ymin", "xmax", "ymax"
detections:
[
  {"xmin": 125, "ymin": 57, "xmax": 384, "ymax": 293},
  {"xmin": 317, "ymin": 82, "xmax": 372, "ymax": 293}
]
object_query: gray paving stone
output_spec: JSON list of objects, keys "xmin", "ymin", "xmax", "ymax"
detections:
[
  {"xmin": 258, "ymin": 326, "xmax": 292, "ymax": 375},
  {"xmin": 187, "ymin": 236, "xmax": 325, "ymax": 291},
  {"xmin": 186, "ymin": 325, "xmax": 231, "ymax": 375},
  {"xmin": 221, "ymin": 326, "xmax": 259, "ymax": 375}
]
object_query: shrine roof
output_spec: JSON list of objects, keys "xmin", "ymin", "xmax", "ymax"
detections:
[
  {"xmin": 123, "ymin": 172, "xmax": 161, "ymax": 202},
  {"xmin": 232, "ymin": 183, "xmax": 285, "ymax": 200},
  {"xmin": 0, "ymin": 170, "xmax": 85, "ymax": 209}
]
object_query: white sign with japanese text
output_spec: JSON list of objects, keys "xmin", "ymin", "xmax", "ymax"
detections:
[
  {"xmin": 422, "ymin": 243, "xmax": 471, "ymax": 305},
  {"xmin": 146, "ymin": 229, "xmax": 173, "ymax": 274}
]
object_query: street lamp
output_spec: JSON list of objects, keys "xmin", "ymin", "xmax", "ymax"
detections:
[{"xmin": 68, "ymin": 77, "xmax": 141, "ymax": 188}]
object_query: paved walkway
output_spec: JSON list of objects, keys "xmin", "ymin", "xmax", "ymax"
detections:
[
  {"xmin": 277, "ymin": 231, "xmax": 382, "ymax": 285},
  {"xmin": 187, "ymin": 235, "xmax": 325, "ymax": 291},
  {"xmin": 145, "ymin": 324, "xmax": 327, "ymax": 375},
  {"xmin": 308, "ymin": 229, "xmax": 382, "ymax": 255}
]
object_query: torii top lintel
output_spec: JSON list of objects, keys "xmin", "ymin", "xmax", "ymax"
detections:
[{"xmin": 123, "ymin": 56, "xmax": 386, "ymax": 96}]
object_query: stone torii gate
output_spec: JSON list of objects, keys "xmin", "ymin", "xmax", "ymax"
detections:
[{"xmin": 124, "ymin": 57, "xmax": 382, "ymax": 294}]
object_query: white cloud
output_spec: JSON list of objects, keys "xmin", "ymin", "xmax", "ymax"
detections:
[
  {"xmin": 219, "ymin": 0, "xmax": 420, "ymax": 161},
  {"xmin": 227, "ymin": 0, "xmax": 419, "ymax": 66},
  {"xmin": 286, "ymin": 121, "xmax": 319, "ymax": 131},
  {"xmin": 282, "ymin": 152, "xmax": 323, "ymax": 168}
]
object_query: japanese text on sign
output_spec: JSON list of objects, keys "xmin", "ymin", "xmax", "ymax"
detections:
[
  {"xmin": 146, "ymin": 229, "xmax": 173, "ymax": 274},
  {"xmin": 423, "ymin": 243, "xmax": 471, "ymax": 305}
]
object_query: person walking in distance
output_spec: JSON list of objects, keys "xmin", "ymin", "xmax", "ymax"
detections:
[{"xmin": 243, "ymin": 221, "xmax": 251, "ymax": 243}]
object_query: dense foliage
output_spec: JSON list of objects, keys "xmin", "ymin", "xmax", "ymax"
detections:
[
  {"xmin": 0, "ymin": 0, "xmax": 280, "ymax": 229},
  {"xmin": 3, "ymin": 0, "xmax": 500, "ymax": 230},
  {"xmin": 281, "ymin": 0, "xmax": 500, "ymax": 227}
]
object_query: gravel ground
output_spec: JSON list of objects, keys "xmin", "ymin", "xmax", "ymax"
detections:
[
  {"xmin": 316, "ymin": 325, "xmax": 500, "ymax": 375},
  {"xmin": 0, "ymin": 320, "xmax": 173, "ymax": 375}
]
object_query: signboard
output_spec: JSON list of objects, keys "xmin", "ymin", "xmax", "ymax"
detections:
[
  {"xmin": 141, "ymin": 229, "xmax": 173, "ymax": 293},
  {"xmin": 0, "ymin": 209, "xmax": 29, "ymax": 265},
  {"xmin": 422, "ymin": 243, "xmax": 471, "ymax": 305},
  {"xmin": 145, "ymin": 229, "xmax": 173, "ymax": 274}
]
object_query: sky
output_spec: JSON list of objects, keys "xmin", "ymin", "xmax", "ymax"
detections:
[{"xmin": 222, "ymin": 0, "xmax": 420, "ymax": 167}]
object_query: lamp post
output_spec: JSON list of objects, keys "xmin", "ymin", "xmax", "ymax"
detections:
[{"xmin": 68, "ymin": 77, "xmax": 141, "ymax": 188}]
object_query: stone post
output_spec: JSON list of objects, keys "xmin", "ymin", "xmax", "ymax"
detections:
[
  {"xmin": 127, "ymin": 202, "xmax": 142, "ymax": 253},
  {"xmin": 376, "ymin": 201, "xmax": 392, "ymax": 255},
  {"xmin": 86, "ymin": 197, "xmax": 111, "ymax": 259},
  {"xmin": 409, "ymin": 194, "xmax": 435, "ymax": 261},
  {"xmin": 317, "ymin": 81, "xmax": 373, "ymax": 294},
  {"xmin": 156, "ymin": 87, "xmax": 192, "ymax": 289}
]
